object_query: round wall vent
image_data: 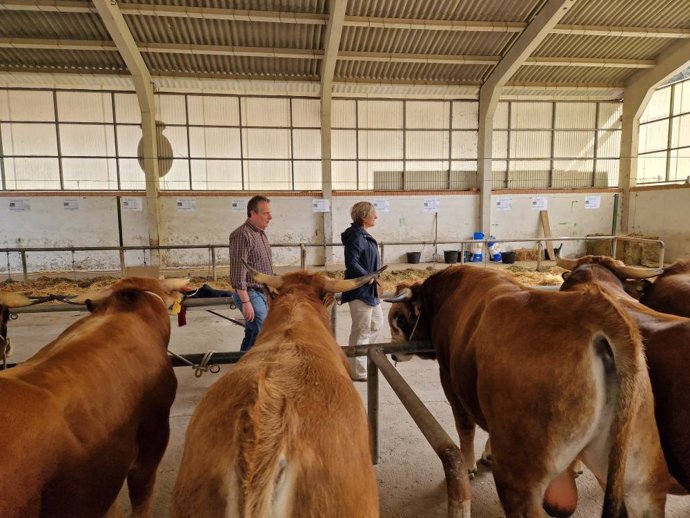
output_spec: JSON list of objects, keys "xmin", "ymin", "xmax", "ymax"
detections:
[{"xmin": 137, "ymin": 120, "xmax": 174, "ymax": 177}]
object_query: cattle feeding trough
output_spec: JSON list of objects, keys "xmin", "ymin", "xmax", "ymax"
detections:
[{"xmin": 386, "ymin": 265, "xmax": 668, "ymax": 518}]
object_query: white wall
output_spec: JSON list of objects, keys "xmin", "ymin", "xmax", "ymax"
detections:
[{"xmin": 629, "ymin": 185, "xmax": 690, "ymax": 261}]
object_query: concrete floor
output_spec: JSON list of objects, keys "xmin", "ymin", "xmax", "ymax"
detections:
[{"xmin": 5, "ymin": 290, "xmax": 690, "ymax": 517}]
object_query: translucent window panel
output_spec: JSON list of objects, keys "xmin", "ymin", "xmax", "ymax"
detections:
[
  {"xmin": 291, "ymin": 99, "xmax": 320, "ymax": 128},
  {"xmin": 59, "ymin": 124, "xmax": 116, "ymax": 157},
  {"xmin": 160, "ymin": 126, "xmax": 189, "ymax": 159},
  {"xmin": 293, "ymin": 160, "xmax": 321, "ymax": 190},
  {"xmin": 451, "ymin": 160, "xmax": 478, "ymax": 171},
  {"xmin": 293, "ymin": 129, "xmax": 321, "ymax": 159},
  {"xmin": 452, "ymin": 101, "xmax": 479, "ymax": 129},
  {"xmin": 57, "ymin": 92, "xmax": 113, "ymax": 123},
  {"xmin": 358, "ymin": 130, "xmax": 403, "ymax": 160},
  {"xmin": 358, "ymin": 101, "xmax": 403, "ymax": 129},
  {"xmin": 597, "ymin": 130, "xmax": 621, "ymax": 158},
  {"xmin": 0, "ymin": 90, "xmax": 54, "ymax": 122},
  {"xmin": 511, "ymin": 102, "xmax": 552, "ymax": 129},
  {"xmin": 332, "ymin": 161, "xmax": 357, "ymax": 190},
  {"xmin": 598, "ymin": 102, "xmax": 622, "ymax": 129},
  {"xmin": 637, "ymin": 152, "xmax": 667, "ymax": 182},
  {"xmin": 449, "ymin": 162, "xmax": 478, "ymax": 189},
  {"xmin": 552, "ymin": 163, "xmax": 596, "ymax": 188},
  {"xmin": 668, "ymin": 148, "xmax": 690, "ymax": 181},
  {"xmin": 451, "ymin": 130, "xmax": 478, "ymax": 160},
  {"xmin": 509, "ymin": 159, "xmax": 551, "ymax": 173},
  {"xmin": 332, "ymin": 100, "xmax": 356, "ymax": 128},
  {"xmin": 62, "ymin": 158, "xmax": 118, "ymax": 190},
  {"xmin": 157, "ymin": 95, "xmax": 186, "ymax": 125},
  {"xmin": 118, "ymin": 159, "xmax": 146, "ymax": 190},
  {"xmin": 187, "ymin": 96, "xmax": 239, "ymax": 126},
  {"xmin": 404, "ymin": 168, "xmax": 449, "ymax": 190},
  {"xmin": 507, "ymin": 164, "xmax": 550, "ymax": 189},
  {"xmin": 359, "ymin": 161, "xmax": 403, "ymax": 190},
  {"xmin": 159, "ymin": 159, "xmax": 191, "ymax": 190},
  {"xmin": 332, "ymin": 130, "xmax": 357, "ymax": 159},
  {"xmin": 2, "ymin": 123, "xmax": 58, "ymax": 155},
  {"xmin": 492, "ymin": 130, "xmax": 508, "ymax": 159},
  {"xmin": 596, "ymin": 159, "xmax": 620, "ymax": 187},
  {"xmin": 493, "ymin": 102, "xmax": 509, "ymax": 129},
  {"xmin": 509, "ymin": 131, "xmax": 551, "ymax": 159},
  {"xmin": 191, "ymin": 159, "xmax": 243, "ymax": 190},
  {"xmin": 243, "ymin": 98, "xmax": 290, "ymax": 127},
  {"xmin": 641, "ymin": 87, "xmax": 671, "ymax": 122},
  {"xmin": 114, "ymin": 93, "xmax": 141, "ymax": 124},
  {"xmin": 406, "ymin": 131, "xmax": 449, "ymax": 160},
  {"xmin": 553, "ymin": 131, "xmax": 595, "ymax": 158},
  {"xmin": 3, "ymin": 157, "xmax": 60, "ymax": 189},
  {"xmin": 673, "ymin": 80, "xmax": 690, "ymax": 115},
  {"xmin": 116, "ymin": 125, "xmax": 142, "ymax": 157},
  {"xmin": 245, "ymin": 160, "xmax": 291, "ymax": 190},
  {"xmin": 670, "ymin": 114, "xmax": 690, "ymax": 148},
  {"xmin": 553, "ymin": 159, "xmax": 594, "ymax": 173},
  {"xmin": 243, "ymin": 129, "xmax": 290, "ymax": 159},
  {"xmin": 189, "ymin": 127, "xmax": 241, "ymax": 158},
  {"xmin": 406, "ymin": 101, "xmax": 449, "ymax": 129},
  {"xmin": 639, "ymin": 119, "xmax": 669, "ymax": 153},
  {"xmin": 555, "ymin": 103, "xmax": 596, "ymax": 129}
]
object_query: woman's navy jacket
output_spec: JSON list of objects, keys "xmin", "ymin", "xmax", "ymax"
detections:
[{"xmin": 341, "ymin": 223, "xmax": 380, "ymax": 306}]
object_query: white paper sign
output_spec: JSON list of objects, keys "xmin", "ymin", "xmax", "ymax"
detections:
[
  {"xmin": 496, "ymin": 197, "xmax": 512, "ymax": 211},
  {"xmin": 231, "ymin": 199, "xmax": 247, "ymax": 213},
  {"xmin": 423, "ymin": 198, "xmax": 440, "ymax": 213},
  {"xmin": 531, "ymin": 197, "xmax": 547, "ymax": 210},
  {"xmin": 122, "ymin": 197, "xmax": 142, "ymax": 211},
  {"xmin": 9, "ymin": 199, "xmax": 30, "ymax": 212},
  {"xmin": 585, "ymin": 195, "xmax": 601, "ymax": 209},
  {"xmin": 176, "ymin": 198, "xmax": 196, "ymax": 212},
  {"xmin": 63, "ymin": 199, "xmax": 79, "ymax": 211},
  {"xmin": 312, "ymin": 199, "xmax": 331, "ymax": 213},
  {"xmin": 373, "ymin": 199, "xmax": 390, "ymax": 213}
]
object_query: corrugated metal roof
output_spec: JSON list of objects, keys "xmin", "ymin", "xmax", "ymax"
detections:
[
  {"xmin": 562, "ymin": 0, "xmax": 690, "ymax": 29},
  {"xmin": 119, "ymin": 0, "xmax": 328, "ymax": 15},
  {"xmin": 144, "ymin": 53, "xmax": 319, "ymax": 78},
  {"xmin": 336, "ymin": 61, "xmax": 490, "ymax": 83},
  {"xmin": 511, "ymin": 65, "xmax": 632, "ymax": 86},
  {"xmin": 346, "ymin": 0, "xmax": 541, "ymax": 22},
  {"xmin": 0, "ymin": 49, "xmax": 125, "ymax": 73},
  {"xmin": 0, "ymin": 11, "xmax": 107, "ymax": 40},
  {"xmin": 536, "ymin": 35, "xmax": 674, "ymax": 61}
]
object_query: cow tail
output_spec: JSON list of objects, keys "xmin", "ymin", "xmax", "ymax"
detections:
[
  {"xmin": 239, "ymin": 373, "xmax": 290, "ymax": 518},
  {"xmin": 594, "ymin": 288, "xmax": 645, "ymax": 518}
]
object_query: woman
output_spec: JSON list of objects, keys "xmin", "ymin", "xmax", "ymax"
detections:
[{"xmin": 341, "ymin": 201, "xmax": 383, "ymax": 381}]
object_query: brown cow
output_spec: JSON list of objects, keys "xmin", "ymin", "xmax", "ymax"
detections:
[
  {"xmin": 639, "ymin": 259, "xmax": 690, "ymax": 317},
  {"xmin": 559, "ymin": 255, "xmax": 690, "ymax": 494},
  {"xmin": 386, "ymin": 265, "xmax": 667, "ymax": 518},
  {"xmin": 0, "ymin": 277, "xmax": 185, "ymax": 518},
  {"xmin": 172, "ymin": 268, "xmax": 381, "ymax": 518}
]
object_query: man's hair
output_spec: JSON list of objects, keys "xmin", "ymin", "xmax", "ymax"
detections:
[
  {"xmin": 350, "ymin": 201, "xmax": 375, "ymax": 225},
  {"xmin": 247, "ymin": 195, "xmax": 271, "ymax": 217}
]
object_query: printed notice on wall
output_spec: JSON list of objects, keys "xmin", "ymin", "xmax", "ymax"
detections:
[
  {"xmin": 585, "ymin": 195, "xmax": 601, "ymax": 209},
  {"xmin": 312, "ymin": 199, "xmax": 331, "ymax": 213},
  {"xmin": 423, "ymin": 198, "xmax": 440, "ymax": 213},
  {"xmin": 496, "ymin": 197, "xmax": 512, "ymax": 211},
  {"xmin": 374, "ymin": 199, "xmax": 390, "ymax": 213},
  {"xmin": 231, "ymin": 199, "xmax": 247, "ymax": 213},
  {"xmin": 122, "ymin": 197, "xmax": 142, "ymax": 211},
  {"xmin": 531, "ymin": 197, "xmax": 547, "ymax": 211},
  {"xmin": 9, "ymin": 199, "xmax": 30, "ymax": 212},
  {"xmin": 63, "ymin": 199, "xmax": 79, "ymax": 211},
  {"xmin": 176, "ymin": 198, "xmax": 196, "ymax": 212}
]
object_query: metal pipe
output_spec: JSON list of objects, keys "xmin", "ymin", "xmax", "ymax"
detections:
[
  {"xmin": 20, "ymin": 251, "xmax": 28, "ymax": 282},
  {"xmin": 211, "ymin": 246, "xmax": 217, "ymax": 280},
  {"xmin": 366, "ymin": 353, "xmax": 379, "ymax": 464},
  {"xmin": 300, "ymin": 243, "xmax": 306, "ymax": 269},
  {"xmin": 369, "ymin": 348, "xmax": 471, "ymax": 518}
]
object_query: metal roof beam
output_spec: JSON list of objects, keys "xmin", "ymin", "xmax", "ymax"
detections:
[
  {"xmin": 92, "ymin": 0, "xmax": 161, "ymax": 261},
  {"xmin": 477, "ymin": 0, "xmax": 575, "ymax": 238}
]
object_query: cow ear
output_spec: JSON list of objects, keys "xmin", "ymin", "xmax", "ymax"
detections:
[
  {"xmin": 85, "ymin": 299, "xmax": 96, "ymax": 312},
  {"xmin": 561, "ymin": 272, "xmax": 570, "ymax": 280}
]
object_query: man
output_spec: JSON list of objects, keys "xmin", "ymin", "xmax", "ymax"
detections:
[{"xmin": 229, "ymin": 195, "xmax": 273, "ymax": 351}]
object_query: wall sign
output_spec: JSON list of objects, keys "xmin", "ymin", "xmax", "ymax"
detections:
[
  {"xmin": 9, "ymin": 199, "xmax": 30, "ymax": 212},
  {"xmin": 312, "ymin": 199, "xmax": 331, "ymax": 213},
  {"xmin": 122, "ymin": 198, "xmax": 142, "ymax": 211},
  {"xmin": 374, "ymin": 199, "xmax": 390, "ymax": 213},
  {"xmin": 231, "ymin": 199, "xmax": 247, "ymax": 213},
  {"xmin": 585, "ymin": 196, "xmax": 601, "ymax": 209},
  {"xmin": 531, "ymin": 197, "xmax": 547, "ymax": 210},
  {"xmin": 423, "ymin": 198, "xmax": 440, "ymax": 213},
  {"xmin": 63, "ymin": 199, "xmax": 79, "ymax": 211},
  {"xmin": 176, "ymin": 198, "xmax": 196, "ymax": 212},
  {"xmin": 496, "ymin": 197, "xmax": 512, "ymax": 211}
]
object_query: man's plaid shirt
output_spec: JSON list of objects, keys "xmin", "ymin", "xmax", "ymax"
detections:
[{"xmin": 229, "ymin": 219, "xmax": 274, "ymax": 290}]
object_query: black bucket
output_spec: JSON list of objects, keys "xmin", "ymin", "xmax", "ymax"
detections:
[
  {"xmin": 406, "ymin": 251, "xmax": 421, "ymax": 264},
  {"xmin": 502, "ymin": 251, "xmax": 517, "ymax": 264},
  {"xmin": 444, "ymin": 250, "xmax": 459, "ymax": 264}
]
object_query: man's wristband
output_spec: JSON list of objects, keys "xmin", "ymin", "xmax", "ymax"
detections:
[{"xmin": 241, "ymin": 300, "xmax": 250, "ymax": 304}]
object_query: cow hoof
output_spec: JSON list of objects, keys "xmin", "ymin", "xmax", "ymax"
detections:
[{"xmin": 468, "ymin": 469, "xmax": 476, "ymax": 480}]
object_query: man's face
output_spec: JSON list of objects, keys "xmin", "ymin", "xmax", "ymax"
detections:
[{"xmin": 250, "ymin": 201, "xmax": 272, "ymax": 230}]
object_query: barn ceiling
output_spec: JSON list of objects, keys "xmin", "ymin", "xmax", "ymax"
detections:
[{"xmin": 0, "ymin": 0, "xmax": 689, "ymax": 99}]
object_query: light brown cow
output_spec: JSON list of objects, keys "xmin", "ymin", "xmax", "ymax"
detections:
[
  {"xmin": 559, "ymin": 255, "xmax": 690, "ymax": 494},
  {"xmin": 172, "ymin": 268, "xmax": 380, "ymax": 518},
  {"xmin": 0, "ymin": 277, "xmax": 185, "ymax": 518},
  {"xmin": 386, "ymin": 265, "xmax": 667, "ymax": 518}
]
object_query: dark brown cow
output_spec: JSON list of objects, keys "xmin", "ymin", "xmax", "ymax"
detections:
[
  {"xmin": 559, "ymin": 255, "xmax": 690, "ymax": 493},
  {"xmin": 387, "ymin": 265, "xmax": 667, "ymax": 518},
  {"xmin": 173, "ymin": 268, "xmax": 380, "ymax": 518},
  {"xmin": 639, "ymin": 259, "xmax": 690, "ymax": 317},
  {"xmin": 0, "ymin": 277, "xmax": 185, "ymax": 518}
]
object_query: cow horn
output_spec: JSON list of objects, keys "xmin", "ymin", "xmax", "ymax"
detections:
[
  {"xmin": 612, "ymin": 264, "xmax": 664, "ymax": 279},
  {"xmin": 323, "ymin": 265, "xmax": 388, "ymax": 294},
  {"xmin": 556, "ymin": 256, "xmax": 579, "ymax": 271},
  {"xmin": 0, "ymin": 292, "xmax": 50, "ymax": 308},
  {"xmin": 383, "ymin": 287, "xmax": 414, "ymax": 303},
  {"xmin": 241, "ymin": 259, "xmax": 283, "ymax": 289}
]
